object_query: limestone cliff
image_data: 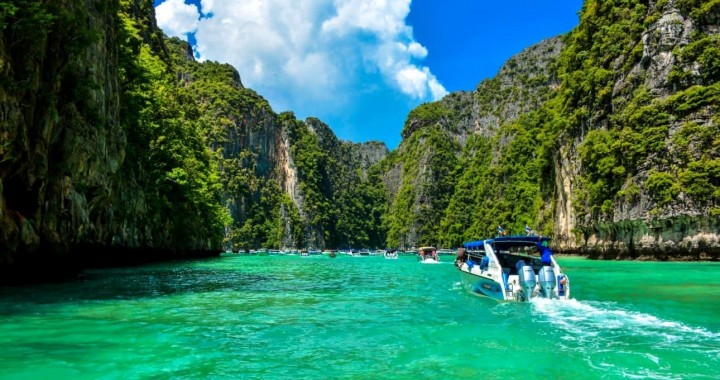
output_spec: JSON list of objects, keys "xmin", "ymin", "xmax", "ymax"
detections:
[
  {"xmin": 382, "ymin": 38, "xmax": 563, "ymax": 249},
  {"xmin": 0, "ymin": 0, "xmax": 388, "ymax": 283},
  {"xmin": 1, "ymin": 0, "xmax": 226, "ymax": 281},
  {"xmin": 387, "ymin": 0, "xmax": 719, "ymax": 260},
  {"xmin": 555, "ymin": 0, "xmax": 720, "ymax": 259},
  {"xmin": 0, "ymin": 1, "xmax": 130, "ymax": 273},
  {"xmin": 166, "ymin": 39, "xmax": 388, "ymax": 251}
]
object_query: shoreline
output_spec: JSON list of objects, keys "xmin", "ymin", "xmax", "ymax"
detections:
[{"xmin": 553, "ymin": 252, "xmax": 720, "ymax": 262}]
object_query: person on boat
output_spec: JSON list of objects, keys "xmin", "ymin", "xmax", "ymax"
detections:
[
  {"xmin": 455, "ymin": 248, "xmax": 467, "ymax": 268},
  {"xmin": 540, "ymin": 246, "xmax": 553, "ymax": 265}
]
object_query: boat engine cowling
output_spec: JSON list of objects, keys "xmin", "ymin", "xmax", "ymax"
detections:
[
  {"xmin": 538, "ymin": 266, "xmax": 556, "ymax": 298},
  {"xmin": 518, "ymin": 265, "xmax": 537, "ymax": 301}
]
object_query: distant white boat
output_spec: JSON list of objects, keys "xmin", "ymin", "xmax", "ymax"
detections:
[{"xmin": 384, "ymin": 251, "xmax": 398, "ymax": 259}]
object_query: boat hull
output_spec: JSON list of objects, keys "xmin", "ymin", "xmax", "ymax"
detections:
[
  {"xmin": 458, "ymin": 267, "xmax": 570, "ymax": 302},
  {"xmin": 459, "ymin": 235, "xmax": 571, "ymax": 302},
  {"xmin": 458, "ymin": 269, "xmax": 506, "ymax": 301}
]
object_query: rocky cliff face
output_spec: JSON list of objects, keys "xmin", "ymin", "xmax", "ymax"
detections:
[
  {"xmin": 562, "ymin": 0, "xmax": 720, "ymax": 259},
  {"xmin": 387, "ymin": 0, "xmax": 719, "ymax": 259},
  {"xmin": 1, "ymin": 1, "xmax": 228, "ymax": 281},
  {"xmin": 167, "ymin": 39, "xmax": 388, "ymax": 251},
  {"xmin": 0, "ymin": 0, "xmax": 389, "ymax": 282},
  {"xmin": 1, "ymin": 1, "xmax": 127, "ymax": 266},
  {"xmin": 382, "ymin": 38, "xmax": 563, "ymax": 249}
]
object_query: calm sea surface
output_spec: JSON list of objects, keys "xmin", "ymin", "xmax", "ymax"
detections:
[{"xmin": 1, "ymin": 255, "xmax": 718, "ymax": 379}]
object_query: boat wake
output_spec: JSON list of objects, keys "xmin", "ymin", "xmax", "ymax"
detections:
[
  {"xmin": 531, "ymin": 298, "xmax": 719, "ymax": 341},
  {"xmin": 529, "ymin": 298, "xmax": 720, "ymax": 377}
]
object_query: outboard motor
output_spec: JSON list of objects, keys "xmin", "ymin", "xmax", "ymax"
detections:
[
  {"xmin": 538, "ymin": 266, "xmax": 557, "ymax": 298},
  {"xmin": 517, "ymin": 262, "xmax": 537, "ymax": 302}
]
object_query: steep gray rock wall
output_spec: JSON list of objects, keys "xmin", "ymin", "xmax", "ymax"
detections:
[
  {"xmin": 1, "ymin": 1, "xmax": 225, "ymax": 281},
  {"xmin": 347, "ymin": 141, "xmax": 388, "ymax": 179},
  {"xmin": 0, "ymin": 0, "xmax": 124, "ymax": 259},
  {"xmin": 474, "ymin": 38, "xmax": 563, "ymax": 138},
  {"xmin": 562, "ymin": 2, "xmax": 720, "ymax": 259},
  {"xmin": 384, "ymin": 38, "xmax": 563, "ymax": 249}
]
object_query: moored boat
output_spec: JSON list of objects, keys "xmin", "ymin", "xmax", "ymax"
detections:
[{"xmin": 456, "ymin": 236, "xmax": 570, "ymax": 302}]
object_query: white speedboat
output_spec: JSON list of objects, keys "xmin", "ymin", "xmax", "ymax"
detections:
[
  {"xmin": 384, "ymin": 251, "xmax": 398, "ymax": 259},
  {"xmin": 456, "ymin": 236, "xmax": 570, "ymax": 302},
  {"xmin": 418, "ymin": 246, "xmax": 439, "ymax": 264}
]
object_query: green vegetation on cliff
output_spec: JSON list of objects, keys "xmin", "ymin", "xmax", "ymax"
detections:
[
  {"xmin": 384, "ymin": 124, "xmax": 459, "ymax": 248},
  {"xmin": 3, "ymin": 0, "xmax": 718, "ymax": 266},
  {"xmin": 383, "ymin": 0, "xmax": 719, "ymax": 254},
  {"xmin": 163, "ymin": 39, "xmax": 387, "ymax": 251},
  {"xmin": 555, "ymin": 0, "xmax": 718, "ymax": 222},
  {"xmin": 117, "ymin": 0, "xmax": 230, "ymax": 248},
  {"xmin": 1, "ymin": 0, "xmax": 231, "ymax": 266}
]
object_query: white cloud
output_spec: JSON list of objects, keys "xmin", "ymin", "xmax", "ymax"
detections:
[
  {"xmin": 155, "ymin": 0, "xmax": 200, "ymax": 38},
  {"xmin": 395, "ymin": 66, "xmax": 444, "ymax": 99},
  {"xmin": 407, "ymin": 42, "xmax": 428, "ymax": 59},
  {"xmin": 428, "ymin": 76, "xmax": 448, "ymax": 100},
  {"xmin": 200, "ymin": 0, "xmax": 214, "ymax": 15},
  {"xmin": 321, "ymin": 0, "xmax": 411, "ymax": 39},
  {"xmin": 154, "ymin": 0, "xmax": 448, "ymax": 140}
]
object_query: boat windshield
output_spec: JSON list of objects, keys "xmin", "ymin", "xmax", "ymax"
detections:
[{"xmin": 493, "ymin": 241, "xmax": 543, "ymax": 275}]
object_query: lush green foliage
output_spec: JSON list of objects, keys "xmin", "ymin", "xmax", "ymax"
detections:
[
  {"xmin": 556, "ymin": 0, "xmax": 720, "ymax": 220},
  {"xmin": 163, "ymin": 37, "xmax": 283, "ymax": 250},
  {"xmin": 436, "ymin": 104, "xmax": 562, "ymax": 247},
  {"xmin": 117, "ymin": 1, "xmax": 229, "ymax": 248},
  {"xmin": 401, "ymin": 102, "xmax": 451, "ymax": 138},
  {"xmin": 385, "ymin": 0, "xmax": 719, "ymax": 248},
  {"xmin": 164, "ymin": 37, "xmax": 386, "ymax": 250},
  {"xmin": 384, "ymin": 126, "xmax": 459, "ymax": 248},
  {"xmin": 284, "ymin": 114, "xmax": 387, "ymax": 249}
]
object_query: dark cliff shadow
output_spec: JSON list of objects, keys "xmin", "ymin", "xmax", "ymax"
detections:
[
  {"xmin": 0, "ymin": 257, "xmax": 275, "ymax": 317},
  {"xmin": 0, "ymin": 244, "xmax": 223, "ymax": 286}
]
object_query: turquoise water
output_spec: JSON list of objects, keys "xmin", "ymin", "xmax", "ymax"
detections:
[{"xmin": 1, "ymin": 255, "xmax": 718, "ymax": 379}]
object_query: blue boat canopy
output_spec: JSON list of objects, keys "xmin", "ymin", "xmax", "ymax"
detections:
[
  {"xmin": 463, "ymin": 240, "xmax": 485, "ymax": 249},
  {"xmin": 463, "ymin": 235, "xmax": 551, "ymax": 249}
]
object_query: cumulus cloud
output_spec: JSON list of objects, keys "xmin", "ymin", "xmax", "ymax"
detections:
[
  {"xmin": 155, "ymin": 0, "xmax": 200, "ymax": 38},
  {"xmin": 199, "ymin": 0, "xmax": 214, "ymax": 15},
  {"xmin": 154, "ymin": 0, "xmax": 447, "ymax": 143}
]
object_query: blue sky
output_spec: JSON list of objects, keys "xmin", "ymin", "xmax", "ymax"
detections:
[{"xmin": 154, "ymin": 0, "xmax": 582, "ymax": 149}]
